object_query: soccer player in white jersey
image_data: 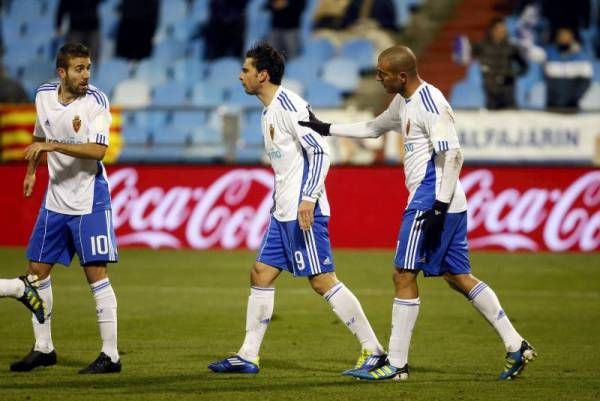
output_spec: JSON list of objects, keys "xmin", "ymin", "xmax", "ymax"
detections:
[
  {"xmin": 208, "ymin": 43, "xmax": 386, "ymax": 375},
  {"xmin": 299, "ymin": 45, "xmax": 537, "ymax": 381},
  {"xmin": 0, "ymin": 43, "xmax": 121, "ymax": 374}
]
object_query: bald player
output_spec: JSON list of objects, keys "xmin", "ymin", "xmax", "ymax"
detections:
[{"xmin": 299, "ymin": 45, "xmax": 537, "ymax": 381}]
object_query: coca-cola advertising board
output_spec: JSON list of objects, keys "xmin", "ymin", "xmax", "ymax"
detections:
[{"xmin": 0, "ymin": 165, "xmax": 598, "ymax": 252}]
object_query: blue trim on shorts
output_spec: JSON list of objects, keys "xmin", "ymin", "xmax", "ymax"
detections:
[
  {"xmin": 27, "ymin": 208, "xmax": 118, "ymax": 267},
  {"xmin": 256, "ymin": 215, "xmax": 334, "ymax": 277},
  {"xmin": 394, "ymin": 210, "xmax": 470, "ymax": 277}
]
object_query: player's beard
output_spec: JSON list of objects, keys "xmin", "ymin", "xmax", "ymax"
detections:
[
  {"xmin": 64, "ymin": 74, "xmax": 88, "ymax": 97},
  {"xmin": 392, "ymin": 81, "xmax": 407, "ymax": 96},
  {"xmin": 380, "ymin": 79, "xmax": 402, "ymax": 95}
]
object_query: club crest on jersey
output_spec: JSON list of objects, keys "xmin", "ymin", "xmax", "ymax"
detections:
[
  {"xmin": 72, "ymin": 115, "xmax": 81, "ymax": 133},
  {"xmin": 269, "ymin": 124, "xmax": 275, "ymax": 141}
]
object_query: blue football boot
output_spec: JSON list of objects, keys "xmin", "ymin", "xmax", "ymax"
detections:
[
  {"xmin": 499, "ymin": 340, "xmax": 537, "ymax": 380},
  {"xmin": 348, "ymin": 362, "xmax": 409, "ymax": 381},
  {"xmin": 208, "ymin": 355, "xmax": 259, "ymax": 374},
  {"xmin": 342, "ymin": 349, "xmax": 388, "ymax": 376}
]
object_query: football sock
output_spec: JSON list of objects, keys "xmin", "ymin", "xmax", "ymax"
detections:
[
  {"xmin": 388, "ymin": 297, "xmax": 420, "ymax": 368},
  {"xmin": 468, "ymin": 281, "xmax": 523, "ymax": 352},
  {"xmin": 32, "ymin": 276, "xmax": 54, "ymax": 353},
  {"xmin": 238, "ymin": 286, "xmax": 275, "ymax": 362},
  {"xmin": 91, "ymin": 278, "xmax": 119, "ymax": 363},
  {"xmin": 0, "ymin": 278, "xmax": 24, "ymax": 297},
  {"xmin": 324, "ymin": 282, "xmax": 384, "ymax": 355}
]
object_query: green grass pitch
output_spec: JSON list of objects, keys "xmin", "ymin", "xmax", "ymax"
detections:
[{"xmin": 0, "ymin": 247, "xmax": 599, "ymax": 401}]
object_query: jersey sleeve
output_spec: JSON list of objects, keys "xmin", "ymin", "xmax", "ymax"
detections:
[
  {"xmin": 87, "ymin": 94, "xmax": 112, "ymax": 146},
  {"xmin": 33, "ymin": 94, "xmax": 46, "ymax": 139},
  {"xmin": 420, "ymin": 91, "xmax": 460, "ymax": 153},
  {"xmin": 285, "ymin": 107, "xmax": 330, "ymax": 202},
  {"xmin": 330, "ymin": 94, "xmax": 403, "ymax": 137},
  {"xmin": 33, "ymin": 115, "xmax": 45, "ymax": 138}
]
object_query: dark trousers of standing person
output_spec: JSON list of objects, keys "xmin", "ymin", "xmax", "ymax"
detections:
[
  {"xmin": 203, "ymin": 20, "xmax": 246, "ymax": 60},
  {"xmin": 66, "ymin": 30, "xmax": 101, "ymax": 62},
  {"xmin": 267, "ymin": 29, "xmax": 301, "ymax": 59},
  {"xmin": 116, "ymin": 19, "xmax": 156, "ymax": 61},
  {"xmin": 484, "ymin": 83, "xmax": 516, "ymax": 109}
]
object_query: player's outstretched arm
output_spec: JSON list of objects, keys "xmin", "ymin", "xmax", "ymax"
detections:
[
  {"xmin": 299, "ymin": 102, "xmax": 400, "ymax": 139},
  {"xmin": 24, "ymin": 142, "xmax": 107, "ymax": 161},
  {"xmin": 298, "ymin": 108, "xmax": 331, "ymax": 136}
]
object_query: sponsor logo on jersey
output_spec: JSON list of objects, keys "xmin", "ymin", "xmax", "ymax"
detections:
[
  {"xmin": 323, "ymin": 257, "xmax": 332, "ymax": 265},
  {"xmin": 268, "ymin": 149, "xmax": 282, "ymax": 160},
  {"xmin": 72, "ymin": 115, "xmax": 81, "ymax": 133},
  {"xmin": 44, "ymin": 119, "xmax": 51, "ymax": 127}
]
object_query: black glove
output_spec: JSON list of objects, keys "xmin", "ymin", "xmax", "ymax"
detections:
[
  {"xmin": 416, "ymin": 200, "xmax": 449, "ymax": 254},
  {"xmin": 298, "ymin": 108, "xmax": 331, "ymax": 136}
]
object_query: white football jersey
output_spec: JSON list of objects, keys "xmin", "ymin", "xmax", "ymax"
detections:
[
  {"xmin": 332, "ymin": 82, "xmax": 467, "ymax": 213},
  {"xmin": 261, "ymin": 86, "xmax": 331, "ymax": 222},
  {"xmin": 33, "ymin": 82, "xmax": 112, "ymax": 215}
]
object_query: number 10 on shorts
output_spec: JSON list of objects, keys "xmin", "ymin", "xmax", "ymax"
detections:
[{"xmin": 90, "ymin": 235, "xmax": 109, "ymax": 255}]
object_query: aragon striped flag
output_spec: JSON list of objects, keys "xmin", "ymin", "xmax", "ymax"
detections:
[{"xmin": 0, "ymin": 104, "xmax": 122, "ymax": 163}]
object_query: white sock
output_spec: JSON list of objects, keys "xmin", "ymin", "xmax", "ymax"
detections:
[
  {"xmin": 91, "ymin": 278, "xmax": 119, "ymax": 363},
  {"xmin": 468, "ymin": 281, "xmax": 523, "ymax": 352},
  {"xmin": 0, "ymin": 278, "xmax": 24, "ymax": 298},
  {"xmin": 32, "ymin": 276, "xmax": 54, "ymax": 353},
  {"xmin": 388, "ymin": 297, "xmax": 420, "ymax": 368},
  {"xmin": 324, "ymin": 282, "xmax": 384, "ymax": 355},
  {"xmin": 238, "ymin": 286, "xmax": 275, "ymax": 362}
]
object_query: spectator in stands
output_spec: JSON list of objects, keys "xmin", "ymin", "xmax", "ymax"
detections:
[
  {"xmin": 313, "ymin": 0, "xmax": 397, "ymax": 32},
  {"xmin": 265, "ymin": 0, "xmax": 306, "ymax": 59},
  {"xmin": 55, "ymin": 0, "xmax": 102, "ymax": 61},
  {"xmin": 544, "ymin": 27, "xmax": 593, "ymax": 110},
  {"xmin": 514, "ymin": 2, "xmax": 547, "ymax": 63},
  {"xmin": 0, "ymin": 64, "xmax": 29, "ymax": 103},
  {"xmin": 115, "ymin": 0, "xmax": 159, "ymax": 61},
  {"xmin": 312, "ymin": 0, "xmax": 396, "ymax": 52},
  {"xmin": 472, "ymin": 18, "xmax": 528, "ymax": 109},
  {"xmin": 313, "ymin": 0, "xmax": 352, "ymax": 30},
  {"xmin": 343, "ymin": 0, "xmax": 398, "ymax": 31},
  {"xmin": 202, "ymin": 0, "xmax": 249, "ymax": 60},
  {"xmin": 541, "ymin": 0, "xmax": 590, "ymax": 42}
]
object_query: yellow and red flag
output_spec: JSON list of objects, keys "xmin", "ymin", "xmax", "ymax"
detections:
[{"xmin": 0, "ymin": 104, "xmax": 123, "ymax": 163}]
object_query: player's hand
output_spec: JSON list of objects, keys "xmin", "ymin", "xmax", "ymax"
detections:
[
  {"xmin": 416, "ymin": 200, "xmax": 449, "ymax": 253},
  {"xmin": 298, "ymin": 108, "xmax": 331, "ymax": 136},
  {"xmin": 298, "ymin": 200, "xmax": 316, "ymax": 231},
  {"xmin": 23, "ymin": 174, "xmax": 36, "ymax": 197},
  {"xmin": 24, "ymin": 142, "xmax": 52, "ymax": 161}
]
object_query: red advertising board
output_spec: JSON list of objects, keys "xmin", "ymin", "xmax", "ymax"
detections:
[{"xmin": 0, "ymin": 164, "xmax": 598, "ymax": 252}]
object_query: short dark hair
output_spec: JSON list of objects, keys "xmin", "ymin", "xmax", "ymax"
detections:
[
  {"xmin": 245, "ymin": 42, "xmax": 285, "ymax": 85},
  {"xmin": 56, "ymin": 43, "xmax": 90, "ymax": 70}
]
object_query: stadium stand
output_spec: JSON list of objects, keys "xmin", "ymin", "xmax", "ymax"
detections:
[{"xmin": 1, "ymin": 0, "xmax": 597, "ymax": 164}]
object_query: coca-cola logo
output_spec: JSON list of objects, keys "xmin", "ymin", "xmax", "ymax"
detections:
[
  {"xmin": 106, "ymin": 167, "xmax": 599, "ymax": 252},
  {"xmin": 463, "ymin": 170, "xmax": 600, "ymax": 251},
  {"xmin": 109, "ymin": 168, "xmax": 273, "ymax": 249}
]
